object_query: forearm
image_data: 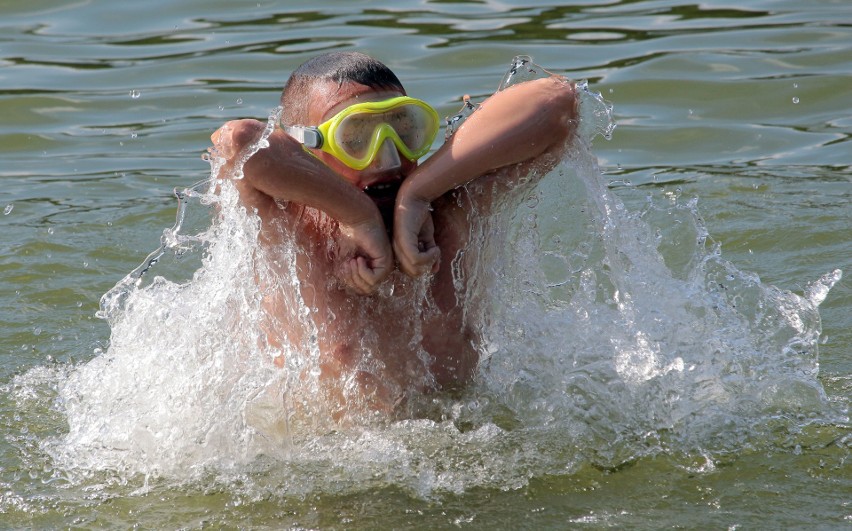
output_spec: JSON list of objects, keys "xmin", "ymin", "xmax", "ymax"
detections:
[
  {"xmin": 401, "ymin": 76, "xmax": 576, "ymax": 202},
  {"xmin": 212, "ymin": 121, "xmax": 378, "ymax": 226},
  {"xmin": 239, "ymin": 129, "xmax": 380, "ymax": 226}
]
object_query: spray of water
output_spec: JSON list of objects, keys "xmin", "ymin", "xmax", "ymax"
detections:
[{"xmin": 37, "ymin": 58, "xmax": 844, "ymax": 497}]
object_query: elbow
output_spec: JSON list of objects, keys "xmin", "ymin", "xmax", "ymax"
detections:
[
  {"xmin": 542, "ymin": 78, "xmax": 578, "ymax": 145},
  {"xmin": 516, "ymin": 76, "xmax": 578, "ymax": 149},
  {"xmin": 210, "ymin": 119, "xmax": 266, "ymax": 167}
]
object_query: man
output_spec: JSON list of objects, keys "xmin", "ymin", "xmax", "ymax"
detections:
[{"xmin": 210, "ymin": 52, "xmax": 576, "ymax": 419}]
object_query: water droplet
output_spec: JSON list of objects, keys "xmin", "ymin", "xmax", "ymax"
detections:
[
  {"xmin": 792, "ymin": 97, "xmax": 799, "ymax": 104},
  {"xmin": 525, "ymin": 194, "xmax": 540, "ymax": 208},
  {"xmin": 3, "ymin": 204, "xmax": 12, "ymax": 215},
  {"xmin": 129, "ymin": 90, "xmax": 141, "ymax": 99}
]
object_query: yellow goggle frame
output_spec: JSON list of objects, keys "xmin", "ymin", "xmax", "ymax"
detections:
[{"xmin": 281, "ymin": 96, "xmax": 440, "ymax": 171}]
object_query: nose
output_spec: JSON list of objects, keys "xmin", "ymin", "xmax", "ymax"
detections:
[{"xmin": 365, "ymin": 138, "xmax": 402, "ymax": 174}]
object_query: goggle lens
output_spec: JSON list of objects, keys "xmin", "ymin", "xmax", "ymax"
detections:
[{"xmin": 333, "ymin": 103, "xmax": 437, "ymax": 161}]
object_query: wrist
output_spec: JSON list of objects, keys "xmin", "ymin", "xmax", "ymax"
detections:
[
  {"xmin": 399, "ymin": 170, "xmax": 441, "ymax": 206},
  {"xmin": 335, "ymin": 191, "xmax": 382, "ymax": 228},
  {"xmin": 397, "ymin": 182, "xmax": 432, "ymax": 217}
]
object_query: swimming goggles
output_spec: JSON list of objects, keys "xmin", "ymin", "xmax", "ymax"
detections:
[{"xmin": 281, "ymin": 96, "xmax": 440, "ymax": 171}]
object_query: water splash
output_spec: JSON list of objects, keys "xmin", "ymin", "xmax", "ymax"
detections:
[
  {"xmin": 444, "ymin": 95, "xmax": 478, "ymax": 140},
  {"xmin": 96, "ymin": 178, "xmax": 214, "ymax": 323},
  {"xmin": 444, "ymin": 55, "xmax": 552, "ymax": 138},
  {"xmin": 466, "ymin": 142, "xmax": 842, "ymax": 467},
  {"xmin": 40, "ymin": 66, "xmax": 844, "ymax": 497},
  {"xmin": 446, "ymin": 55, "xmax": 615, "ymax": 143},
  {"xmin": 497, "ymin": 54, "xmax": 551, "ymax": 90},
  {"xmin": 575, "ymin": 79, "xmax": 616, "ymax": 141}
]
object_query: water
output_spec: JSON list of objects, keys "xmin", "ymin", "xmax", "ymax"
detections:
[{"xmin": 2, "ymin": 1, "xmax": 850, "ymax": 528}]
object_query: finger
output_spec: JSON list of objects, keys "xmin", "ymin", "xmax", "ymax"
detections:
[
  {"xmin": 393, "ymin": 233, "xmax": 421, "ymax": 273},
  {"xmin": 429, "ymin": 246, "xmax": 441, "ymax": 274},
  {"xmin": 353, "ymin": 256, "xmax": 376, "ymax": 294},
  {"xmin": 392, "ymin": 240, "xmax": 416, "ymax": 277},
  {"xmin": 361, "ymin": 255, "xmax": 393, "ymax": 294},
  {"xmin": 398, "ymin": 245, "xmax": 440, "ymax": 278},
  {"xmin": 419, "ymin": 222, "xmax": 437, "ymax": 250},
  {"xmin": 367, "ymin": 253, "xmax": 392, "ymax": 283},
  {"xmin": 339, "ymin": 259, "xmax": 366, "ymax": 295},
  {"xmin": 356, "ymin": 257, "xmax": 379, "ymax": 295},
  {"xmin": 347, "ymin": 256, "xmax": 384, "ymax": 296},
  {"xmin": 420, "ymin": 246, "xmax": 441, "ymax": 275}
]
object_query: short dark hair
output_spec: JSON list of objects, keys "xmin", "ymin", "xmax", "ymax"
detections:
[{"xmin": 279, "ymin": 52, "xmax": 405, "ymax": 126}]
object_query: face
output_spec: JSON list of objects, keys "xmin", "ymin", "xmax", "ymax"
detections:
[{"xmin": 306, "ymin": 80, "xmax": 419, "ymax": 192}]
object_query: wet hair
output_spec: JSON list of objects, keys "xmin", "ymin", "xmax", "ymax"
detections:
[{"xmin": 279, "ymin": 52, "xmax": 405, "ymax": 126}]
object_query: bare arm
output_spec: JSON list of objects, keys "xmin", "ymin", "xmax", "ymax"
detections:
[
  {"xmin": 393, "ymin": 75, "xmax": 577, "ymax": 277},
  {"xmin": 211, "ymin": 120, "xmax": 392, "ymax": 294}
]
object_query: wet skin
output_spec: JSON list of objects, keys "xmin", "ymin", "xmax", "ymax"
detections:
[{"xmin": 210, "ymin": 75, "xmax": 576, "ymax": 417}]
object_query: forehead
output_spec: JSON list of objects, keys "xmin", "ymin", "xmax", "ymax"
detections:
[{"xmin": 307, "ymin": 80, "xmax": 404, "ymax": 124}]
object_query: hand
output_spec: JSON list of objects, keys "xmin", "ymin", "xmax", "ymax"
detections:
[
  {"xmin": 393, "ymin": 192, "xmax": 441, "ymax": 278},
  {"xmin": 336, "ymin": 216, "xmax": 394, "ymax": 295}
]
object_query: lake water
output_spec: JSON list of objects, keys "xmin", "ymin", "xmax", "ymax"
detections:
[{"xmin": 1, "ymin": 0, "xmax": 850, "ymax": 528}]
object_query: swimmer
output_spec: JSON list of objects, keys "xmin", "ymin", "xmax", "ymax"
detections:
[{"xmin": 210, "ymin": 52, "xmax": 576, "ymax": 418}]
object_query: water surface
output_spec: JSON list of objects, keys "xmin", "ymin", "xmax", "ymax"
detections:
[{"xmin": 1, "ymin": 0, "xmax": 850, "ymax": 528}]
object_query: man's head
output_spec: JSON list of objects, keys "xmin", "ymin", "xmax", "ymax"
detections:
[
  {"xmin": 279, "ymin": 52, "xmax": 428, "ymax": 195},
  {"xmin": 279, "ymin": 52, "xmax": 406, "ymax": 128}
]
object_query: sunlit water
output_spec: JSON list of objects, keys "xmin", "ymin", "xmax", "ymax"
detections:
[{"xmin": 2, "ymin": 1, "xmax": 850, "ymax": 528}]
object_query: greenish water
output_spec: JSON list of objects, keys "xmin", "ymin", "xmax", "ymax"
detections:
[{"xmin": 1, "ymin": 0, "xmax": 850, "ymax": 528}]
